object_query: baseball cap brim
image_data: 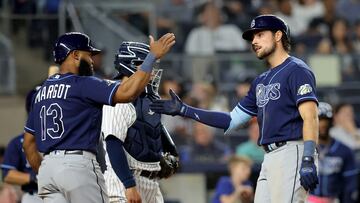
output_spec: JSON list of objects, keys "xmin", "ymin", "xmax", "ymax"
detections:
[
  {"xmin": 242, "ymin": 28, "xmax": 266, "ymax": 41},
  {"xmin": 89, "ymin": 46, "xmax": 101, "ymax": 55}
]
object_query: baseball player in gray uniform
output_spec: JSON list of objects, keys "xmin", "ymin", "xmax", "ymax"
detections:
[
  {"xmin": 23, "ymin": 32, "xmax": 175, "ymax": 203},
  {"xmin": 102, "ymin": 42, "xmax": 179, "ymax": 203},
  {"xmin": 150, "ymin": 15, "xmax": 319, "ymax": 203}
]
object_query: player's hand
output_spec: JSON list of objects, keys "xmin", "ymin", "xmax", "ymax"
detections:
[
  {"xmin": 149, "ymin": 33, "xmax": 175, "ymax": 59},
  {"xmin": 299, "ymin": 156, "xmax": 318, "ymax": 191},
  {"xmin": 150, "ymin": 89, "xmax": 186, "ymax": 116},
  {"xmin": 125, "ymin": 186, "xmax": 142, "ymax": 203}
]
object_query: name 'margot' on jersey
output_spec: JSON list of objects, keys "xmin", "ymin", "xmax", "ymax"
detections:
[{"xmin": 34, "ymin": 84, "xmax": 71, "ymax": 103}]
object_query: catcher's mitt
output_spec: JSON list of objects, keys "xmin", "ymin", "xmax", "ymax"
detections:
[{"xmin": 157, "ymin": 152, "xmax": 179, "ymax": 179}]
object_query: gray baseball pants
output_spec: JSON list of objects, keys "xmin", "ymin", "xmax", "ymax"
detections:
[
  {"xmin": 37, "ymin": 150, "xmax": 108, "ymax": 203},
  {"xmin": 254, "ymin": 141, "xmax": 318, "ymax": 203}
]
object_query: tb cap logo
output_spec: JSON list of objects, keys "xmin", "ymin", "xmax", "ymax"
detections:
[{"xmin": 250, "ymin": 19, "xmax": 256, "ymax": 28}]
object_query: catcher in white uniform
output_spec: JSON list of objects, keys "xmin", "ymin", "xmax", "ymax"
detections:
[{"xmin": 101, "ymin": 42, "xmax": 179, "ymax": 203}]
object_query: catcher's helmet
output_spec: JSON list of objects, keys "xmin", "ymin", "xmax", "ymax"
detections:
[
  {"xmin": 114, "ymin": 42, "xmax": 163, "ymax": 99},
  {"xmin": 53, "ymin": 32, "xmax": 101, "ymax": 64},
  {"xmin": 318, "ymin": 102, "xmax": 333, "ymax": 119},
  {"xmin": 242, "ymin": 15, "xmax": 290, "ymax": 41}
]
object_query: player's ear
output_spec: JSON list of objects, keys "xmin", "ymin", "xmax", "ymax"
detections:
[
  {"xmin": 71, "ymin": 50, "xmax": 80, "ymax": 61},
  {"xmin": 275, "ymin": 31, "xmax": 282, "ymax": 42}
]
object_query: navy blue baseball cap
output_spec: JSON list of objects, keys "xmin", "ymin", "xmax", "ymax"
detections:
[
  {"xmin": 53, "ymin": 32, "xmax": 101, "ymax": 64},
  {"xmin": 318, "ymin": 102, "xmax": 333, "ymax": 119},
  {"xmin": 242, "ymin": 15, "xmax": 290, "ymax": 41}
]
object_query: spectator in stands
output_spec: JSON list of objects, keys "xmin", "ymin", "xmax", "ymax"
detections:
[
  {"xmin": 275, "ymin": 0, "xmax": 307, "ymax": 37},
  {"xmin": 292, "ymin": 0, "xmax": 324, "ymax": 29},
  {"xmin": 1, "ymin": 134, "xmax": 41, "ymax": 203},
  {"xmin": 310, "ymin": 0, "xmax": 337, "ymax": 37},
  {"xmin": 257, "ymin": 2, "xmax": 276, "ymax": 15},
  {"xmin": 160, "ymin": 76, "xmax": 194, "ymax": 147},
  {"xmin": 236, "ymin": 118, "xmax": 264, "ymax": 164},
  {"xmin": 294, "ymin": 20, "xmax": 325, "ymax": 55},
  {"xmin": 329, "ymin": 18, "xmax": 359, "ymax": 81},
  {"xmin": 190, "ymin": 82, "xmax": 229, "ymax": 111},
  {"xmin": 184, "ymin": 2, "xmax": 248, "ymax": 82},
  {"xmin": 234, "ymin": 77, "xmax": 252, "ymax": 100},
  {"xmin": 316, "ymin": 37, "xmax": 332, "ymax": 54},
  {"xmin": 222, "ymin": 0, "xmax": 252, "ymax": 31},
  {"xmin": 159, "ymin": 75, "xmax": 184, "ymax": 100},
  {"xmin": 330, "ymin": 18, "xmax": 353, "ymax": 54},
  {"xmin": 180, "ymin": 122, "xmax": 231, "ymax": 163},
  {"xmin": 308, "ymin": 102, "xmax": 358, "ymax": 203},
  {"xmin": 228, "ymin": 76, "xmax": 253, "ymax": 113},
  {"xmin": 212, "ymin": 155, "xmax": 254, "ymax": 203},
  {"xmin": 353, "ymin": 20, "xmax": 360, "ymax": 53},
  {"xmin": 336, "ymin": 0, "xmax": 360, "ymax": 25},
  {"xmin": 156, "ymin": 0, "xmax": 196, "ymax": 52},
  {"xmin": 330, "ymin": 103, "xmax": 360, "ymax": 150},
  {"xmin": 185, "ymin": 2, "xmax": 247, "ymax": 55}
]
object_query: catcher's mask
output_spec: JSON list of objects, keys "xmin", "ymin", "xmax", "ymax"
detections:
[{"xmin": 114, "ymin": 41, "xmax": 163, "ymax": 99}]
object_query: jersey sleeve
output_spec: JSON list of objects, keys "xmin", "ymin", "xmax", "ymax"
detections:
[
  {"xmin": 1, "ymin": 137, "xmax": 21, "ymax": 174},
  {"xmin": 24, "ymin": 109, "xmax": 35, "ymax": 134},
  {"xmin": 238, "ymin": 79, "xmax": 258, "ymax": 116},
  {"xmin": 288, "ymin": 67, "xmax": 318, "ymax": 106},
  {"xmin": 101, "ymin": 103, "xmax": 136, "ymax": 142},
  {"xmin": 81, "ymin": 77, "xmax": 120, "ymax": 106}
]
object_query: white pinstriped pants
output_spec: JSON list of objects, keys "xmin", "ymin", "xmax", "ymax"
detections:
[{"xmin": 105, "ymin": 171, "xmax": 163, "ymax": 203}]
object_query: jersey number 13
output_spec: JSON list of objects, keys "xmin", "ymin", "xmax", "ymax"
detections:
[{"xmin": 40, "ymin": 103, "xmax": 65, "ymax": 141}]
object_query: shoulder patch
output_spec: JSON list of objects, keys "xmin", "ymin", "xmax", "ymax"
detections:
[
  {"xmin": 297, "ymin": 84, "xmax": 312, "ymax": 95},
  {"xmin": 104, "ymin": 79, "xmax": 116, "ymax": 86}
]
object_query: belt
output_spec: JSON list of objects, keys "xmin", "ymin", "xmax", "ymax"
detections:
[
  {"xmin": 44, "ymin": 150, "xmax": 84, "ymax": 156},
  {"xmin": 132, "ymin": 169, "xmax": 159, "ymax": 179},
  {"xmin": 263, "ymin": 141, "xmax": 287, "ymax": 153}
]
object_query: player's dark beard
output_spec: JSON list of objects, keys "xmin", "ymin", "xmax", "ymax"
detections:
[
  {"xmin": 253, "ymin": 41, "xmax": 276, "ymax": 60},
  {"xmin": 78, "ymin": 59, "xmax": 94, "ymax": 76}
]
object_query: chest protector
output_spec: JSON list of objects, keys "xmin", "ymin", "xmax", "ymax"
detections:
[{"xmin": 123, "ymin": 96, "xmax": 163, "ymax": 162}]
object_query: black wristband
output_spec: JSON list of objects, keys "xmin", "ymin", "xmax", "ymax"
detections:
[{"xmin": 30, "ymin": 173, "xmax": 37, "ymax": 183}]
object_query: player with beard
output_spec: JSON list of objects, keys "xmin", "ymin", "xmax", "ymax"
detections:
[
  {"xmin": 22, "ymin": 32, "xmax": 175, "ymax": 203},
  {"xmin": 307, "ymin": 102, "xmax": 358, "ymax": 203},
  {"xmin": 150, "ymin": 14, "xmax": 319, "ymax": 202}
]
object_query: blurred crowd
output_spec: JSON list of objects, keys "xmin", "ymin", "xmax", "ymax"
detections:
[
  {"xmin": 145, "ymin": 0, "xmax": 360, "ymax": 82},
  {"xmin": 2, "ymin": 0, "xmax": 360, "ymax": 82}
]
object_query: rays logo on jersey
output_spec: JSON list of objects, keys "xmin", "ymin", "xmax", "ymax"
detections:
[
  {"xmin": 297, "ymin": 84, "xmax": 312, "ymax": 95},
  {"xmin": 256, "ymin": 83, "xmax": 281, "ymax": 107}
]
